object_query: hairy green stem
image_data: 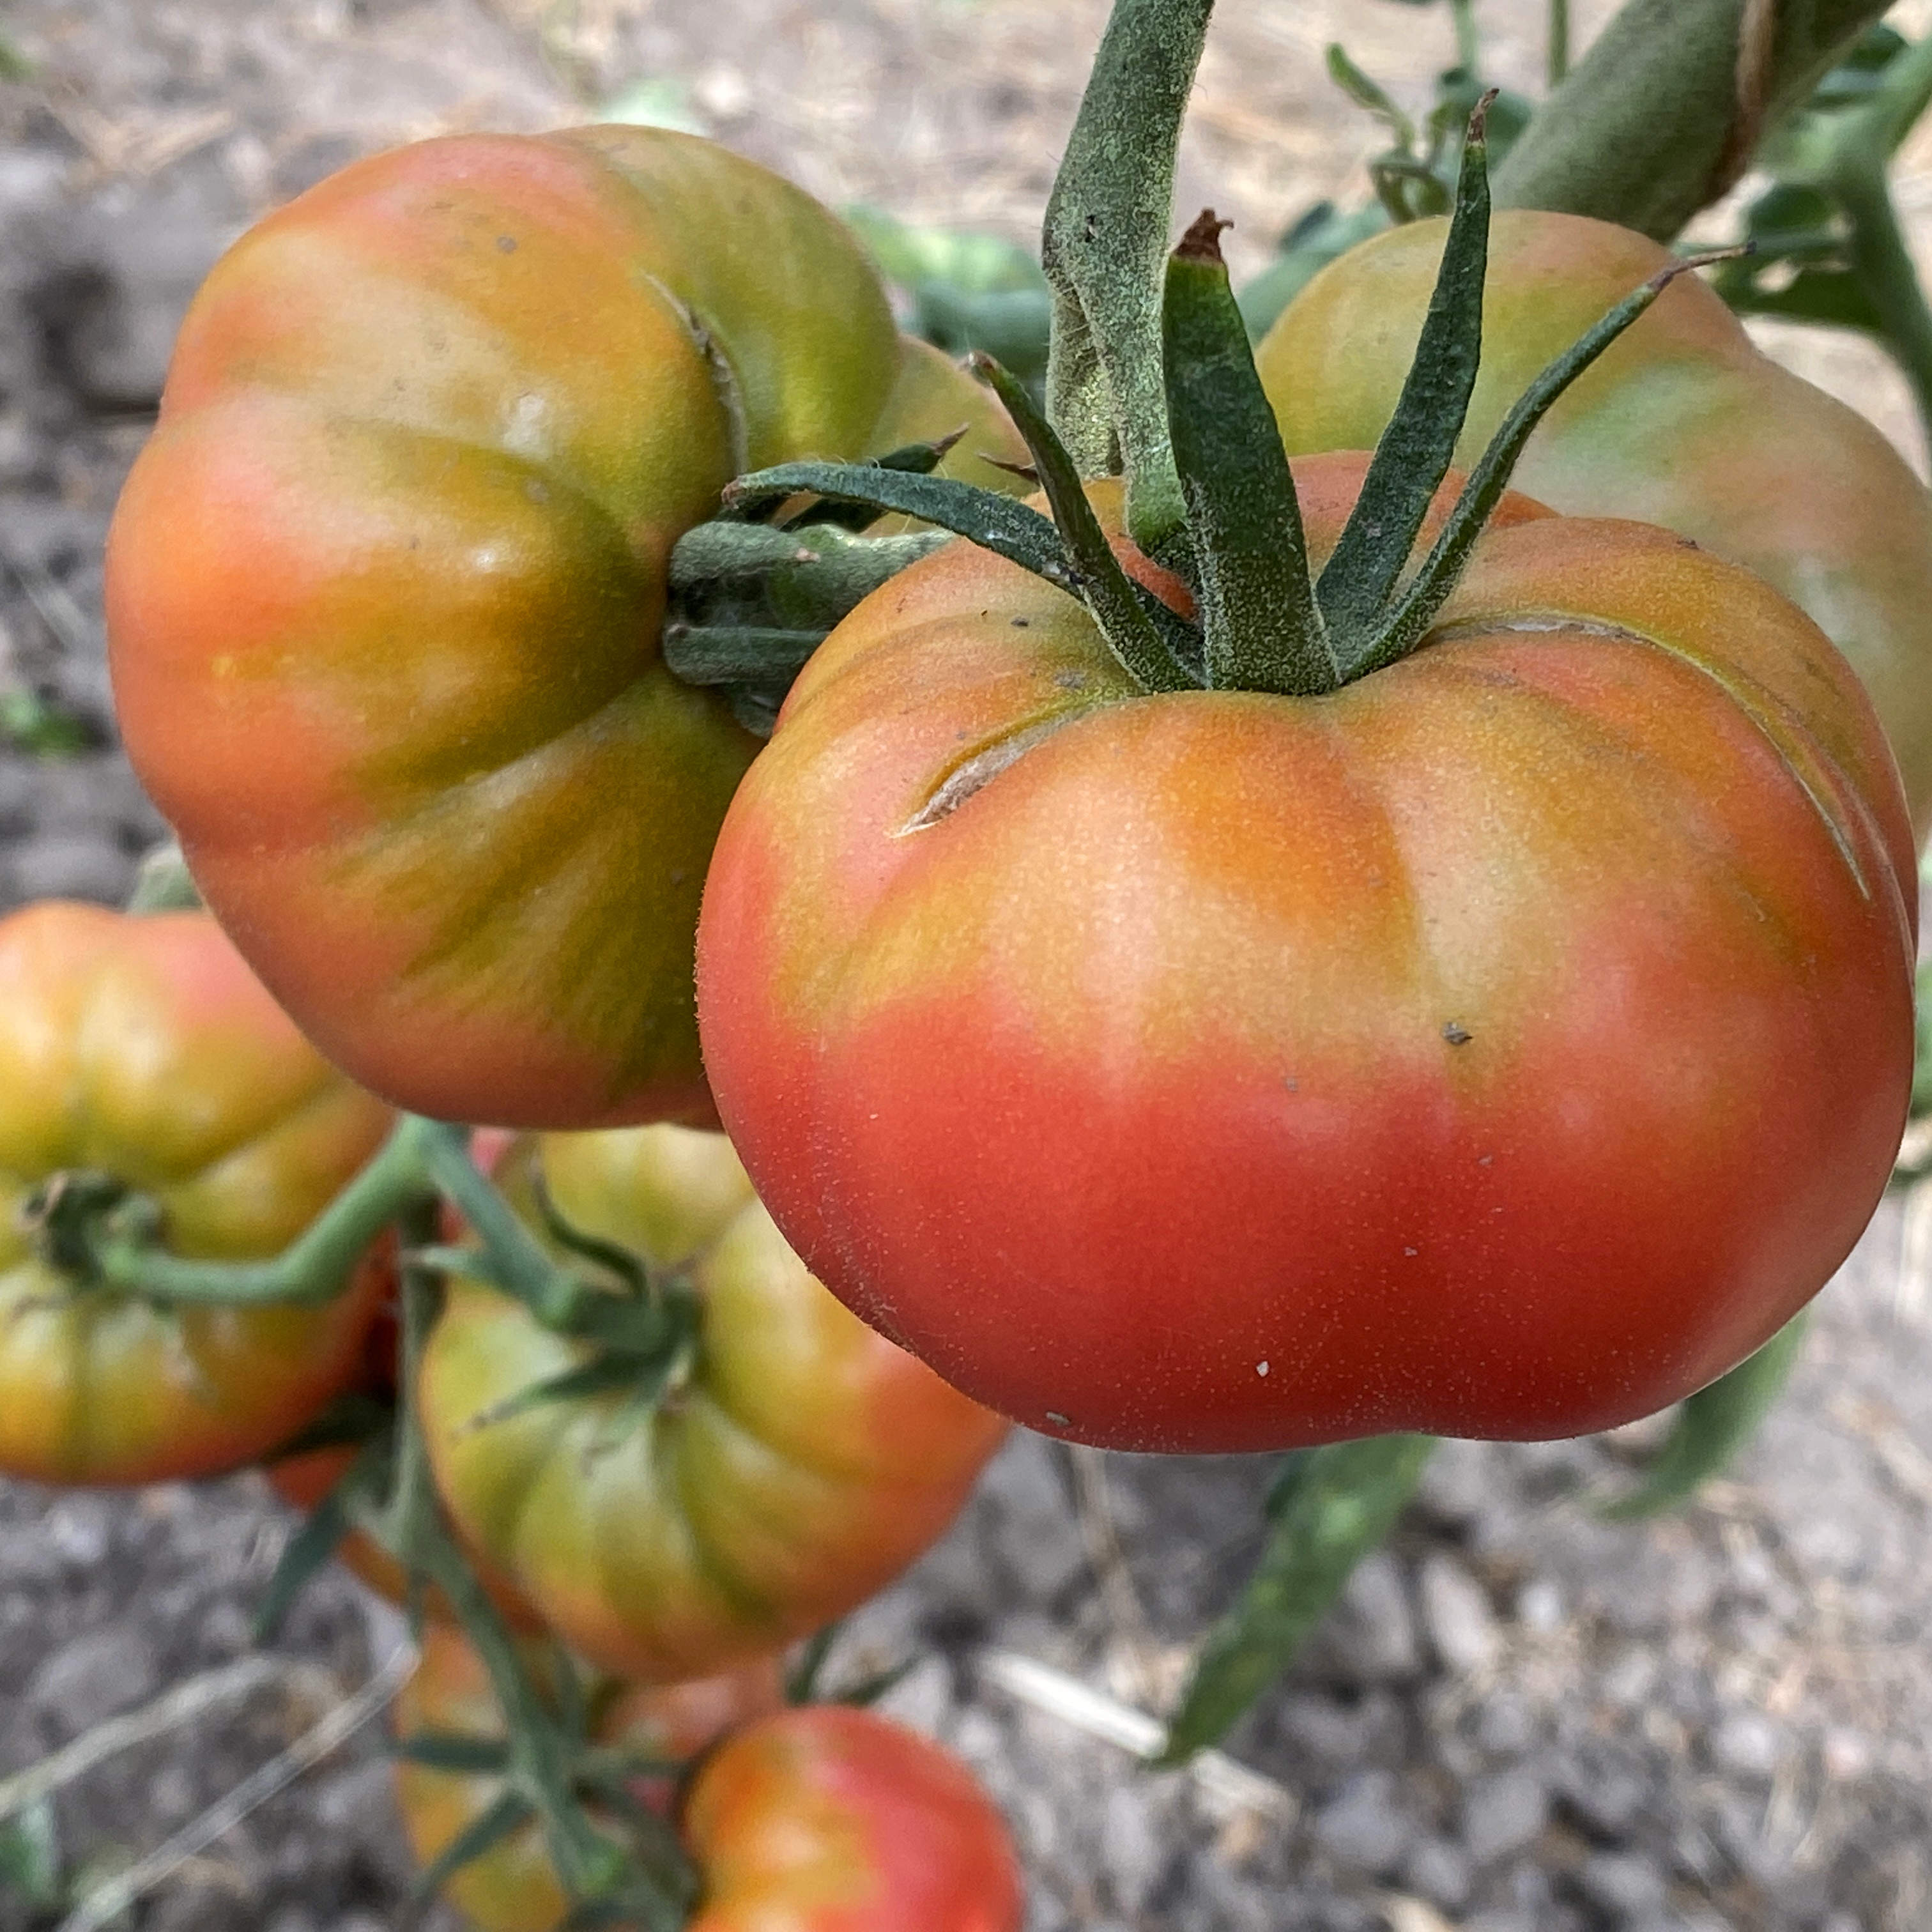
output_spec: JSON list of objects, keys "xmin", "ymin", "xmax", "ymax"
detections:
[
  {"xmin": 88, "ymin": 1116, "xmax": 441, "ymax": 1305},
  {"xmin": 1041, "ymin": 0, "xmax": 1213, "ymax": 553},
  {"xmin": 1495, "ymin": 0, "xmax": 1892, "ymax": 239}
]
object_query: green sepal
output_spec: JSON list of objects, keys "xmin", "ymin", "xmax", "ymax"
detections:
[
  {"xmin": 723, "ymin": 461, "xmax": 1076, "ymax": 591},
  {"xmin": 1155, "ymin": 1433, "xmax": 1437, "ymax": 1765},
  {"xmin": 254, "ymin": 1429, "xmax": 395, "ymax": 1641},
  {"xmin": 409, "ymin": 1787, "xmax": 537, "ymax": 1905},
  {"xmin": 528, "ymin": 1172, "xmax": 651, "ymax": 1300},
  {"xmin": 972, "ymin": 354, "xmax": 1203, "ymax": 694},
  {"xmin": 389, "ymin": 1730, "xmax": 516, "ymax": 1775},
  {"xmin": 661, "ymin": 625, "xmax": 825, "ymax": 687},
  {"xmin": 455, "ymin": 1352, "xmax": 663, "ymax": 1438},
  {"xmin": 777, "ymin": 430, "xmax": 967, "ymax": 533},
  {"xmin": 1318, "ymin": 96, "xmax": 1494, "ymax": 656},
  {"xmin": 1598, "ymin": 1317, "xmax": 1807, "ymax": 1521},
  {"xmin": 785, "ymin": 1625, "xmax": 840, "ymax": 1705},
  {"xmin": 1162, "ymin": 215, "xmax": 1331, "ymax": 696},
  {"xmin": 1346, "ymin": 248, "xmax": 1739, "ymax": 679}
]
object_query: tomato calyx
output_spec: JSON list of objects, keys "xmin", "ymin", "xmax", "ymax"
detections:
[
  {"xmin": 658, "ymin": 430, "xmax": 966, "ymax": 735},
  {"xmin": 16, "ymin": 1169, "xmax": 158, "ymax": 1288},
  {"xmin": 714, "ymin": 24, "xmax": 1740, "ymax": 711}
]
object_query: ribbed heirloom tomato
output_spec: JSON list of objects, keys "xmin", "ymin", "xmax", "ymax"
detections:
[
  {"xmin": 0, "ymin": 903, "xmax": 392, "ymax": 1483},
  {"xmin": 1259, "ymin": 210, "xmax": 1932, "ymax": 833},
  {"xmin": 418, "ymin": 1123, "xmax": 1006, "ymax": 1680},
  {"xmin": 682, "ymin": 1706, "xmax": 1023, "ymax": 1932},
  {"xmin": 695, "ymin": 464, "xmax": 1918, "ymax": 1453},
  {"xmin": 105, "ymin": 126, "xmax": 1022, "ymax": 1129}
]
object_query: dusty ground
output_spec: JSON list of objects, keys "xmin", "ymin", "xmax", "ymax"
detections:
[{"xmin": 3, "ymin": 3, "xmax": 1932, "ymax": 1929}]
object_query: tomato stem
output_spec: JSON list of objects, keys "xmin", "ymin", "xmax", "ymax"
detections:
[{"xmin": 1040, "ymin": 0, "xmax": 1211, "ymax": 555}]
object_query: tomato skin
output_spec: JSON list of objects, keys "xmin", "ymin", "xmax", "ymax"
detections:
[
  {"xmin": 418, "ymin": 1124, "xmax": 1006, "ymax": 1682},
  {"xmin": 684, "ymin": 1706, "xmax": 1023, "ymax": 1932},
  {"xmin": 1258, "ymin": 210, "xmax": 1932, "ymax": 836},
  {"xmin": 391, "ymin": 1623, "xmax": 783, "ymax": 1932},
  {"xmin": 105, "ymin": 128, "xmax": 1023, "ymax": 1130},
  {"xmin": 694, "ymin": 463, "xmax": 1916, "ymax": 1453},
  {"xmin": 0, "ymin": 904, "xmax": 393, "ymax": 1483}
]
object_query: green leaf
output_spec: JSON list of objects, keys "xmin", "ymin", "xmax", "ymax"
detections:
[
  {"xmin": 1162, "ymin": 217, "xmax": 1332, "ymax": 695},
  {"xmin": 785, "ymin": 1625, "xmax": 841, "ymax": 1705},
  {"xmin": 1354, "ymin": 249, "xmax": 1736, "ymax": 678},
  {"xmin": 1156, "ymin": 1434, "xmax": 1437, "ymax": 1765},
  {"xmin": 1319, "ymin": 98, "xmax": 1494, "ymax": 657},
  {"xmin": 410, "ymin": 1788, "xmax": 536, "ymax": 1905},
  {"xmin": 0, "ymin": 1798, "xmax": 63, "ymax": 1908},
  {"xmin": 256, "ymin": 1434, "xmax": 392, "ymax": 1640},
  {"xmin": 1326, "ymin": 43, "xmax": 1418, "ymax": 153},
  {"xmin": 1598, "ymin": 1317, "xmax": 1807, "ymax": 1520},
  {"xmin": 390, "ymin": 1729, "xmax": 516, "ymax": 1775},
  {"xmin": 0, "ymin": 32, "xmax": 33, "ymax": 84},
  {"xmin": 1, "ymin": 687, "xmax": 92, "ymax": 757}
]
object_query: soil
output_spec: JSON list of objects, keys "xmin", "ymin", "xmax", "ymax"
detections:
[{"xmin": 2, "ymin": 3, "xmax": 1931, "ymax": 1930}]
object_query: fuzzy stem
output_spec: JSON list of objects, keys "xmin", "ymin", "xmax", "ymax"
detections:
[
  {"xmin": 85, "ymin": 1116, "xmax": 441, "ymax": 1305},
  {"xmin": 1042, "ymin": 0, "xmax": 1213, "ymax": 553}
]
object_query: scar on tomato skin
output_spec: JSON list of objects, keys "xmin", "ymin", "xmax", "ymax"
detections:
[
  {"xmin": 1442, "ymin": 1020, "xmax": 1473, "ymax": 1045},
  {"xmin": 1046, "ymin": 1410, "xmax": 1071, "ymax": 1426},
  {"xmin": 896, "ymin": 714, "xmax": 1082, "ymax": 833}
]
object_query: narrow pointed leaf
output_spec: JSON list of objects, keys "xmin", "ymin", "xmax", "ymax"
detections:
[
  {"xmin": 1350, "ymin": 250, "xmax": 1741, "ymax": 678},
  {"xmin": 256, "ymin": 1433, "xmax": 392, "ymax": 1640},
  {"xmin": 1155, "ymin": 1434, "xmax": 1437, "ymax": 1765},
  {"xmin": 661, "ymin": 625, "xmax": 825, "ymax": 687},
  {"xmin": 1324, "ymin": 42, "xmax": 1418, "ymax": 150},
  {"xmin": 724, "ymin": 462, "xmax": 1075, "ymax": 591},
  {"xmin": 1599, "ymin": 1317, "xmax": 1807, "ymax": 1521},
  {"xmin": 1162, "ymin": 215, "xmax": 1332, "ymax": 695},
  {"xmin": 1318, "ymin": 96, "xmax": 1494, "ymax": 654},
  {"xmin": 457, "ymin": 1353, "xmax": 657, "ymax": 1437},
  {"xmin": 389, "ymin": 1729, "xmax": 516, "ymax": 1774},
  {"xmin": 528, "ymin": 1171, "xmax": 651, "ymax": 1297},
  {"xmin": 779, "ymin": 429, "xmax": 969, "ymax": 531},
  {"xmin": 973, "ymin": 354, "xmax": 1202, "ymax": 694},
  {"xmin": 410, "ymin": 1788, "xmax": 536, "ymax": 1905},
  {"xmin": 786, "ymin": 1624, "xmax": 840, "ymax": 1705}
]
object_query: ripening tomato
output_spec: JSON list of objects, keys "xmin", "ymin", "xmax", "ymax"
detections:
[
  {"xmin": 418, "ymin": 1124, "xmax": 1006, "ymax": 1681},
  {"xmin": 683, "ymin": 1705, "xmax": 1023, "ymax": 1932},
  {"xmin": 695, "ymin": 463, "xmax": 1917, "ymax": 1453},
  {"xmin": 105, "ymin": 126, "xmax": 1025, "ymax": 1130},
  {"xmin": 1258, "ymin": 209, "xmax": 1932, "ymax": 834},
  {"xmin": 0, "ymin": 903, "xmax": 393, "ymax": 1483},
  {"xmin": 392, "ymin": 1622, "xmax": 784, "ymax": 1932}
]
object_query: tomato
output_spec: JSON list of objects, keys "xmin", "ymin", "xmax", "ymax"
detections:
[
  {"xmin": 0, "ymin": 903, "xmax": 393, "ymax": 1483},
  {"xmin": 683, "ymin": 1705, "xmax": 1023, "ymax": 1932},
  {"xmin": 418, "ymin": 1123, "xmax": 1006, "ymax": 1681},
  {"xmin": 104, "ymin": 127, "xmax": 1024, "ymax": 1130},
  {"xmin": 1257, "ymin": 209, "xmax": 1932, "ymax": 836},
  {"xmin": 392, "ymin": 1622, "xmax": 783, "ymax": 1932},
  {"xmin": 694, "ymin": 461, "xmax": 1917, "ymax": 1453}
]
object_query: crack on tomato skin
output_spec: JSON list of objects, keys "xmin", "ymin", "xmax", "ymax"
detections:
[{"xmin": 894, "ymin": 712, "xmax": 1087, "ymax": 833}]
